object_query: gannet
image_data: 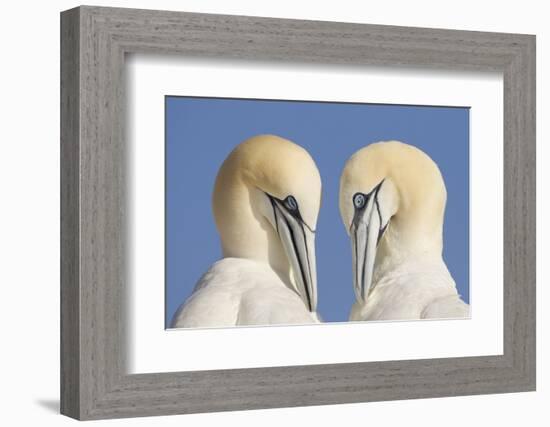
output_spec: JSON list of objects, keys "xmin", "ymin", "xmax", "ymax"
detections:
[
  {"xmin": 339, "ymin": 141, "xmax": 469, "ymax": 321},
  {"xmin": 171, "ymin": 134, "xmax": 321, "ymax": 328}
]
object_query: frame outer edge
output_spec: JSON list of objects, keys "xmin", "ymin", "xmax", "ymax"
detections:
[
  {"xmin": 502, "ymin": 34, "xmax": 536, "ymax": 391},
  {"xmin": 60, "ymin": 5, "xmax": 537, "ymax": 420},
  {"xmin": 528, "ymin": 35, "xmax": 536, "ymax": 390},
  {"xmin": 520, "ymin": 34, "xmax": 536, "ymax": 389},
  {"xmin": 60, "ymin": 6, "xmax": 82, "ymax": 420}
]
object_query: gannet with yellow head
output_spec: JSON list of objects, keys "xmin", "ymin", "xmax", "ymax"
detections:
[
  {"xmin": 339, "ymin": 141, "xmax": 469, "ymax": 321},
  {"xmin": 171, "ymin": 134, "xmax": 321, "ymax": 328}
]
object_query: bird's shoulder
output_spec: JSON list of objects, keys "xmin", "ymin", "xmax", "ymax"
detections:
[
  {"xmin": 237, "ymin": 286, "xmax": 319, "ymax": 325},
  {"xmin": 355, "ymin": 260, "xmax": 463, "ymax": 321},
  {"xmin": 170, "ymin": 258, "xmax": 304, "ymax": 328},
  {"xmin": 203, "ymin": 258, "xmax": 317, "ymax": 324},
  {"xmin": 192, "ymin": 257, "xmax": 283, "ymax": 293},
  {"xmin": 170, "ymin": 283, "xmax": 240, "ymax": 329},
  {"xmin": 421, "ymin": 295, "xmax": 470, "ymax": 319},
  {"xmin": 170, "ymin": 258, "xmax": 267, "ymax": 328},
  {"xmin": 373, "ymin": 257, "xmax": 459, "ymax": 299}
]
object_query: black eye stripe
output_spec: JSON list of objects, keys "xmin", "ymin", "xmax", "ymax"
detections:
[
  {"xmin": 266, "ymin": 193, "xmax": 317, "ymax": 233},
  {"xmin": 284, "ymin": 195, "xmax": 298, "ymax": 211},
  {"xmin": 353, "ymin": 192, "xmax": 369, "ymax": 209},
  {"xmin": 352, "ymin": 179, "xmax": 385, "ymax": 211},
  {"xmin": 282, "ymin": 195, "xmax": 304, "ymax": 223}
]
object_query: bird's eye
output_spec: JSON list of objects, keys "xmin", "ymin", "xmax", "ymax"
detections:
[
  {"xmin": 353, "ymin": 193, "xmax": 366, "ymax": 209},
  {"xmin": 284, "ymin": 195, "xmax": 298, "ymax": 211}
]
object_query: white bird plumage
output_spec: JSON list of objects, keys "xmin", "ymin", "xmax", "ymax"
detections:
[
  {"xmin": 171, "ymin": 258, "xmax": 319, "ymax": 328},
  {"xmin": 171, "ymin": 135, "xmax": 322, "ymax": 328},
  {"xmin": 340, "ymin": 141, "xmax": 469, "ymax": 321}
]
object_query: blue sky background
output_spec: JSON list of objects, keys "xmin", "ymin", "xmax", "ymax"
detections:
[{"xmin": 165, "ymin": 96, "xmax": 470, "ymax": 327}]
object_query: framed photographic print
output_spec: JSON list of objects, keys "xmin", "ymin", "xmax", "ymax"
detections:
[
  {"xmin": 61, "ymin": 5, "xmax": 536, "ymax": 420},
  {"xmin": 163, "ymin": 97, "xmax": 471, "ymax": 330}
]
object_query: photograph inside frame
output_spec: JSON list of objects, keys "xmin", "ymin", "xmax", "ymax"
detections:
[{"xmin": 165, "ymin": 96, "xmax": 470, "ymax": 329}]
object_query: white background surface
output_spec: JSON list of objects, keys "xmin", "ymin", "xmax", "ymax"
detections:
[
  {"xmin": 0, "ymin": 0, "xmax": 546, "ymax": 426},
  {"xmin": 128, "ymin": 57, "xmax": 503, "ymax": 373}
]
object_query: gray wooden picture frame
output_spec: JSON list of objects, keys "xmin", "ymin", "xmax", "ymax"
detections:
[{"xmin": 60, "ymin": 5, "xmax": 536, "ymax": 420}]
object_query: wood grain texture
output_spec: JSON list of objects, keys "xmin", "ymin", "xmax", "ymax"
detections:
[
  {"xmin": 60, "ymin": 5, "xmax": 536, "ymax": 420},
  {"xmin": 60, "ymin": 7, "xmax": 80, "ymax": 419}
]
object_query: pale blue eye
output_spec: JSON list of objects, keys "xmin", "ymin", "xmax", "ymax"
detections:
[
  {"xmin": 353, "ymin": 193, "xmax": 366, "ymax": 209},
  {"xmin": 284, "ymin": 196, "xmax": 298, "ymax": 211}
]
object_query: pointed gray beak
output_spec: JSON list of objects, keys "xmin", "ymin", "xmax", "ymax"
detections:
[
  {"xmin": 350, "ymin": 184, "xmax": 387, "ymax": 303},
  {"xmin": 270, "ymin": 198, "xmax": 317, "ymax": 312}
]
